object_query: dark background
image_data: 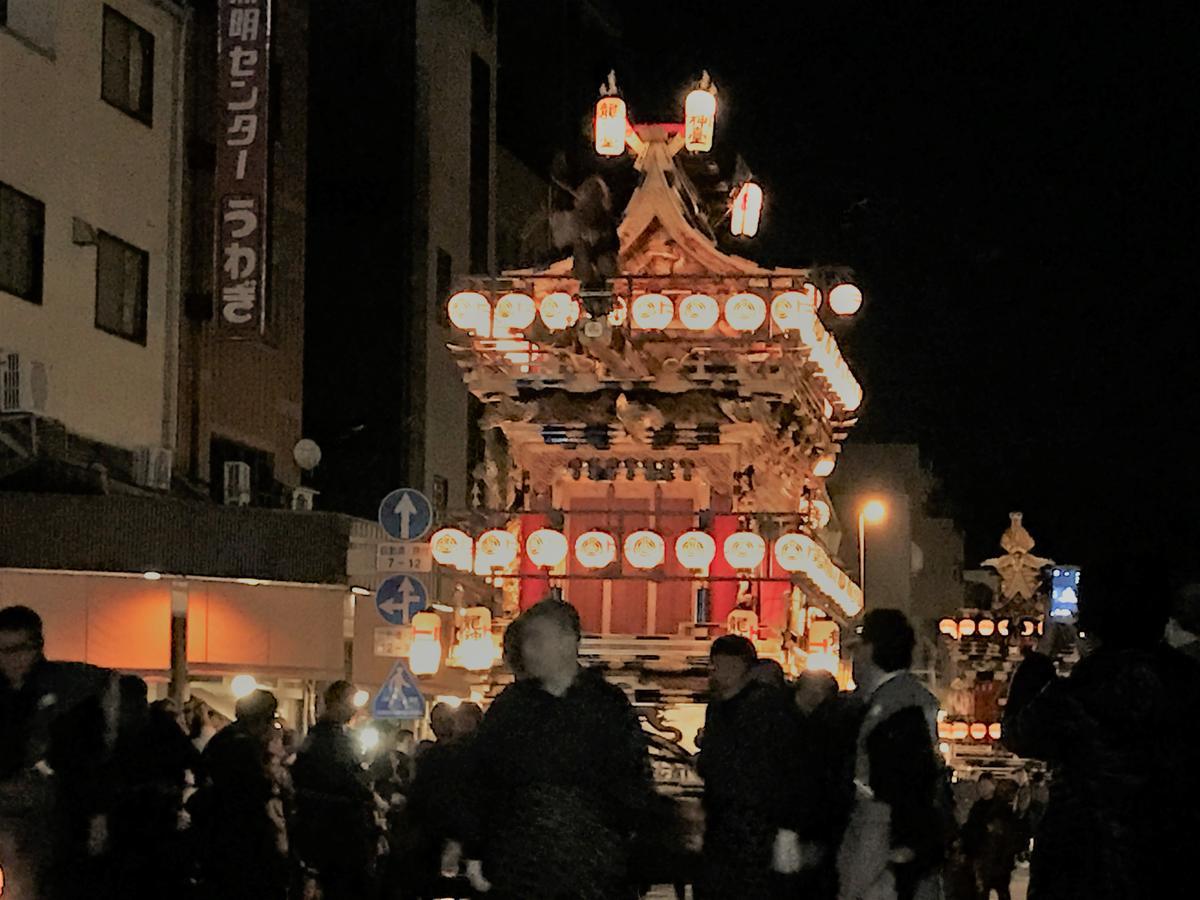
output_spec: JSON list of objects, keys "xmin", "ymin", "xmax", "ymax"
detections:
[{"xmin": 496, "ymin": 0, "xmax": 1199, "ymax": 572}]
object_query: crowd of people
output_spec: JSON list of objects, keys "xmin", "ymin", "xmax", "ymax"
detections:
[{"xmin": 2, "ymin": 575, "xmax": 1199, "ymax": 900}]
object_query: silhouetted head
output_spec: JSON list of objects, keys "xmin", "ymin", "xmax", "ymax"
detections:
[
  {"xmin": 709, "ymin": 634, "xmax": 758, "ymax": 700},
  {"xmin": 514, "ymin": 598, "xmax": 582, "ymax": 686},
  {"xmin": 795, "ymin": 669, "xmax": 839, "ymax": 715},
  {"xmin": 0, "ymin": 605, "xmax": 45, "ymax": 687},
  {"xmin": 322, "ymin": 680, "xmax": 357, "ymax": 726}
]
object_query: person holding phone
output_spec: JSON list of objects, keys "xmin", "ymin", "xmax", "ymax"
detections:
[{"xmin": 1001, "ymin": 564, "xmax": 1181, "ymax": 900}]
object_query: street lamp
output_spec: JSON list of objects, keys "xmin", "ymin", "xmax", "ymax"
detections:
[{"xmin": 858, "ymin": 498, "xmax": 887, "ymax": 606}]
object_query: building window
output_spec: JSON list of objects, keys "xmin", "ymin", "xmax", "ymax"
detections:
[
  {"xmin": 469, "ymin": 54, "xmax": 491, "ymax": 273},
  {"xmin": 101, "ymin": 5, "xmax": 154, "ymax": 124},
  {"xmin": 1, "ymin": 0, "xmax": 57, "ymax": 51},
  {"xmin": 95, "ymin": 231, "xmax": 148, "ymax": 344},
  {"xmin": 0, "ymin": 181, "xmax": 44, "ymax": 304}
]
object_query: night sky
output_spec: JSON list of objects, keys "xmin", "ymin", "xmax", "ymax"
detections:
[{"xmin": 498, "ymin": 0, "xmax": 1199, "ymax": 573}]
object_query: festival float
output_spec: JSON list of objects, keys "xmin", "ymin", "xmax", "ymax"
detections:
[{"xmin": 419, "ymin": 74, "xmax": 870, "ymax": 753}]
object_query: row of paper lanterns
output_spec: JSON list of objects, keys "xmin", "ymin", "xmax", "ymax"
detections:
[
  {"xmin": 938, "ymin": 617, "xmax": 1043, "ymax": 640},
  {"xmin": 939, "ymin": 721, "xmax": 1004, "ymax": 742},
  {"xmin": 431, "ymin": 525, "xmax": 836, "ymax": 575},
  {"xmin": 448, "ymin": 286, "xmax": 862, "ymax": 337}
]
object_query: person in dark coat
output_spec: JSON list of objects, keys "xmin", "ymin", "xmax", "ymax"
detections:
[
  {"xmin": 292, "ymin": 680, "xmax": 375, "ymax": 900},
  {"xmin": 0, "ymin": 605, "xmax": 116, "ymax": 900},
  {"xmin": 1002, "ymin": 566, "xmax": 1181, "ymax": 900},
  {"xmin": 975, "ymin": 780, "xmax": 1022, "ymax": 900},
  {"xmin": 195, "ymin": 689, "xmax": 289, "ymax": 900},
  {"xmin": 960, "ymin": 774, "xmax": 997, "ymax": 865},
  {"xmin": 838, "ymin": 609, "xmax": 947, "ymax": 900},
  {"xmin": 458, "ymin": 597, "xmax": 656, "ymax": 900},
  {"xmin": 697, "ymin": 635, "xmax": 802, "ymax": 899}
]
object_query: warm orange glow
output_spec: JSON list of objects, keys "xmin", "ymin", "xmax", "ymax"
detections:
[
  {"xmin": 813, "ymin": 455, "xmax": 837, "ymax": 478},
  {"xmin": 607, "ymin": 296, "xmax": 628, "ymax": 327},
  {"xmin": 861, "ymin": 499, "xmax": 887, "ymax": 525},
  {"xmin": 970, "ymin": 723, "xmax": 988, "ymax": 741},
  {"xmin": 474, "ymin": 529, "xmax": 519, "ymax": 573},
  {"xmin": 959, "ymin": 618, "xmax": 977, "ymax": 637},
  {"xmin": 791, "ymin": 309, "xmax": 863, "ymax": 412},
  {"xmin": 723, "ymin": 531, "xmax": 767, "ymax": 570},
  {"xmin": 952, "ymin": 722, "xmax": 969, "ymax": 741},
  {"xmin": 939, "ymin": 618, "xmax": 959, "ymax": 639},
  {"xmin": 938, "ymin": 721, "xmax": 954, "ymax": 739},
  {"xmin": 677, "ymin": 293, "xmax": 719, "ymax": 331},
  {"xmin": 451, "ymin": 607, "xmax": 498, "ymax": 672},
  {"xmin": 730, "ymin": 181, "xmax": 763, "ymax": 237},
  {"xmin": 770, "ymin": 291, "xmax": 816, "ymax": 331},
  {"xmin": 575, "ymin": 530, "xmax": 617, "ymax": 569},
  {"xmin": 811, "ymin": 499, "xmax": 832, "ymax": 529},
  {"xmin": 767, "ymin": 532, "xmax": 863, "ymax": 618},
  {"xmin": 685, "ymin": 88, "xmax": 717, "ymax": 152},
  {"xmin": 804, "ymin": 282, "xmax": 824, "ymax": 310},
  {"xmin": 977, "ymin": 618, "xmax": 996, "ymax": 637},
  {"xmin": 493, "ymin": 293, "xmax": 536, "ymax": 336},
  {"xmin": 448, "ymin": 291, "xmax": 491, "ymax": 336},
  {"xmin": 430, "ymin": 527, "xmax": 474, "ymax": 572},
  {"xmin": 538, "ymin": 292, "xmax": 581, "ymax": 331},
  {"xmin": 594, "ymin": 95, "xmax": 627, "ymax": 157},
  {"xmin": 525, "ymin": 528, "xmax": 568, "ymax": 569},
  {"xmin": 1021, "ymin": 619, "xmax": 1037, "ymax": 637},
  {"xmin": 724, "ymin": 293, "xmax": 767, "ymax": 332},
  {"xmin": 675, "ymin": 531, "xmax": 717, "ymax": 570},
  {"xmin": 989, "ymin": 723, "xmax": 1003, "ymax": 740},
  {"xmin": 829, "ymin": 282, "xmax": 863, "ymax": 316},
  {"xmin": 997, "ymin": 619, "xmax": 1010, "ymax": 636},
  {"xmin": 630, "ymin": 293, "xmax": 674, "ymax": 330},
  {"xmin": 623, "ymin": 530, "xmax": 666, "ymax": 569}
]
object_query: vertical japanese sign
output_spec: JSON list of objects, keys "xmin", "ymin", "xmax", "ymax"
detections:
[{"xmin": 215, "ymin": 0, "xmax": 270, "ymax": 337}]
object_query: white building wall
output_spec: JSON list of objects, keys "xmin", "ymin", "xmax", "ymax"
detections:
[{"xmin": 0, "ymin": 0, "xmax": 184, "ymax": 451}]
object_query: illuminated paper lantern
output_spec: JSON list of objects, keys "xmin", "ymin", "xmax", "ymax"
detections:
[
  {"xmin": 448, "ymin": 291, "xmax": 491, "ymax": 336},
  {"xmin": 723, "ymin": 531, "xmax": 766, "ymax": 570},
  {"xmin": 959, "ymin": 618, "xmax": 977, "ymax": 637},
  {"xmin": 678, "ymin": 294, "xmax": 719, "ymax": 331},
  {"xmin": 623, "ymin": 530, "xmax": 666, "ymax": 569},
  {"xmin": 773, "ymin": 533, "xmax": 810, "ymax": 573},
  {"xmin": 675, "ymin": 531, "xmax": 716, "ymax": 570},
  {"xmin": 475, "ymin": 529, "xmax": 519, "ymax": 573},
  {"xmin": 430, "ymin": 527, "xmax": 473, "ymax": 572},
  {"xmin": 409, "ymin": 610, "xmax": 442, "ymax": 676},
  {"xmin": 938, "ymin": 618, "xmax": 960, "ymax": 639},
  {"xmin": 989, "ymin": 723, "xmax": 1003, "ymax": 740},
  {"xmin": 812, "ymin": 454, "xmax": 836, "ymax": 478},
  {"xmin": 526, "ymin": 528, "xmax": 568, "ymax": 569},
  {"xmin": 829, "ymin": 282, "xmax": 863, "ymax": 316},
  {"xmin": 493, "ymin": 293, "xmax": 536, "ymax": 336},
  {"xmin": 724, "ymin": 293, "xmax": 767, "ymax": 332},
  {"xmin": 607, "ymin": 296, "xmax": 628, "ymax": 327},
  {"xmin": 630, "ymin": 293, "xmax": 673, "ymax": 330},
  {"xmin": 594, "ymin": 95, "xmax": 627, "ymax": 157},
  {"xmin": 997, "ymin": 619, "xmax": 1010, "ymax": 636},
  {"xmin": 538, "ymin": 292, "xmax": 581, "ymax": 331},
  {"xmin": 770, "ymin": 291, "xmax": 816, "ymax": 331},
  {"xmin": 969, "ymin": 723, "xmax": 988, "ymax": 741},
  {"xmin": 811, "ymin": 499, "xmax": 831, "ymax": 529},
  {"xmin": 951, "ymin": 722, "xmax": 969, "ymax": 741},
  {"xmin": 977, "ymin": 619, "xmax": 996, "ymax": 637},
  {"xmin": 726, "ymin": 608, "xmax": 758, "ymax": 640},
  {"xmin": 730, "ymin": 181, "xmax": 763, "ymax": 237},
  {"xmin": 452, "ymin": 607, "xmax": 499, "ymax": 672},
  {"xmin": 575, "ymin": 530, "xmax": 617, "ymax": 569},
  {"xmin": 684, "ymin": 88, "xmax": 716, "ymax": 152}
]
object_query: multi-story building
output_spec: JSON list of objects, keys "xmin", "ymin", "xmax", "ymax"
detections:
[
  {"xmin": 1, "ymin": 0, "xmax": 347, "ymax": 720},
  {"xmin": 305, "ymin": 0, "xmax": 496, "ymax": 518}
]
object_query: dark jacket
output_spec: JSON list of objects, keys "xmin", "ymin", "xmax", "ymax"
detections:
[
  {"xmin": 1003, "ymin": 647, "xmax": 1182, "ymax": 900},
  {"xmin": 291, "ymin": 719, "xmax": 375, "ymax": 870},
  {"xmin": 459, "ymin": 667, "xmax": 655, "ymax": 900},
  {"xmin": 698, "ymin": 680, "xmax": 801, "ymax": 898}
]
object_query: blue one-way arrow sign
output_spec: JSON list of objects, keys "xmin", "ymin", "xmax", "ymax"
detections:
[
  {"xmin": 378, "ymin": 488, "xmax": 433, "ymax": 541},
  {"xmin": 373, "ymin": 660, "xmax": 426, "ymax": 720},
  {"xmin": 375, "ymin": 575, "xmax": 428, "ymax": 625}
]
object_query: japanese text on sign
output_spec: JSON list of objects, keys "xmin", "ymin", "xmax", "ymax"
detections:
[{"xmin": 215, "ymin": 0, "xmax": 270, "ymax": 337}]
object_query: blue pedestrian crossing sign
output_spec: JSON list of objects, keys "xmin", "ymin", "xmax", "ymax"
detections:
[
  {"xmin": 375, "ymin": 575, "xmax": 428, "ymax": 625},
  {"xmin": 378, "ymin": 488, "xmax": 433, "ymax": 541},
  {"xmin": 373, "ymin": 660, "xmax": 426, "ymax": 720}
]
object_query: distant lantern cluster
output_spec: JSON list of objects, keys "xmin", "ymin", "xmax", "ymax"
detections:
[
  {"xmin": 938, "ymin": 720, "xmax": 1004, "ymax": 743},
  {"xmin": 938, "ymin": 616, "xmax": 1044, "ymax": 640},
  {"xmin": 447, "ymin": 286, "xmax": 864, "ymax": 411},
  {"xmin": 428, "ymin": 525, "xmax": 863, "ymax": 617}
]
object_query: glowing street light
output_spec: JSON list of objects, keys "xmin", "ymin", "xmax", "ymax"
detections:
[{"xmin": 858, "ymin": 498, "xmax": 887, "ymax": 608}]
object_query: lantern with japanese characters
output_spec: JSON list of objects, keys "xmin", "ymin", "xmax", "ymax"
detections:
[
  {"xmin": 430, "ymin": 527, "xmax": 473, "ymax": 572},
  {"xmin": 730, "ymin": 181, "xmax": 763, "ymax": 237},
  {"xmin": 575, "ymin": 530, "xmax": 617, "ymax": 569},
  {"xmin": 726, "ymin": 608, "xmax": 758, "ymax": 641},
  {"xmin": 475, "ymin": 529, "xmax": 519, "ymax": 575},
  {"xmin": 685, "ymin": 84, "xmax": 717, "ymax": 152},
  {"xmin": 451, "ymin": 606, "xmax": 499, "ymax": 672},
  {"xmin": 675, "ymin": 531, "xmax": 717, "ymax": 571},
  {"xmin": 623, "ymin": 530, "xmax": 666, "ymax": 569},
  {"xmin": 594, "ymin": 95, "xmax": 627, "ymax": 157},
  {"xmin": 526, "ymin": 528, "xmax": 569, "ymax": 569},
  {"xmin": 448, "ymin": 291, "xmax": 491, "ymax": 336},
  {"xmin": 409, "ymin": 610, "xmax": 442, "ymax": 676},
  {"xmin": 723, "ymin": 531, "xmax": 766, "ymax": 571}
]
